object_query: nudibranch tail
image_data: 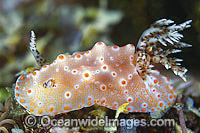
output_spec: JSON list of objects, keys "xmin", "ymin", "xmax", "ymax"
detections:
[
  {"xmin": 29, "ymin": 31, "xmax": 46, "ymax": 67},
  {"xmin": 136, "ymin": 19, "xmax": 192, "ymax": 81}
]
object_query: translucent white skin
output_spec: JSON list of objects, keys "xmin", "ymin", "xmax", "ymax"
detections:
[{"xmin": 15, "ymin": 42, "xmax": 176, "ymax": 116}]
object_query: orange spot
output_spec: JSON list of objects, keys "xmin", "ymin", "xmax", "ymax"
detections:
[
  {"xmin": 49, "ymin": 107, "xmax": 54, "ymax": 112},
  {"xmin": 17, "ymin": 82, "xmax": 20, "ymax": 86},
  {"xmin": 97, "ymin": 42, "xmax": 102, "ymax": 45},
  {"xmin": 130, "ymin": 44, "xmax": 134, "ymax": 47},
  {"xmin": 27, "ymin": 72, "xmax": 30, "ymax": 75},
  {"xmin": 58, "ymin": 55, "xmax": 64, "ymax": 59},
  {"xmin": 131, "ymin": 56, "xmax": 134, "ymax": 60},
  {"xmin": 76, "ymin": 55, "xmax": 81, "ymax": 58},
  {"xmin": 48, "ymin": 114, "xmax": 51, "ymax": 116},
  {"xmin": 157, "ymin": 94, "xmax": 161, "ymax": 98},
  {"xmin": 64, "ymin": 105, "xmax": 70, "ymax": 110},
  {"xmin": 43, "ymin": 65, "xmax": 47, "ymax": 69},
  {"xmin": 66, "ymin": 93, "xmax": 70, "ymax": 97},
  {"xmin": 32, "ymin": 72, "xmax": 37, "ymax": 76},
  {"xmin": 141, "ymin": 108, "xmax": 146, "ymax": 112},
  {"xmin": 20, "ymin": 99, "xmax": 25, "ymax": 103},
  {"xmin": 54, "ymin": 112, "xmax": 58, "ymax": 115},
  {"xmin": 159, "ymin": 103, "xmax": 163, "ymax": 107},
  {"xmin": 101, "ymin": 100, "xmax": 106, "ymax": 105},
  {"xmin": 169, "ymin": 95, "xmax": 173, "ymax": 99},
  {"xmin": 100, "ymin": 57, "xmax": 104, "ymax": 61},
  {"xmin": 30, "ymin": 109, "xmax": 34, "ymax": 112},
  {"xmin": 157, "ymin": 108, "xmax": 160, "ymax": 110},
  {"xmin": 78, "ymin": 105, "xmax": 81, "ymax": 108},
  {"xmin": 154, "ymin": 79, "xmax": 158, "ymax": 84},
  {"xmin": 113, "ymin": 45, "xmax": 118, "ymax": 49},
  {"xmin": 88, "ymin": 102, "xmax": 92, "ymax": 106},
  {"xmin": 170, "ymin": 84, "xmax": 173, "ymax": 87},
  {"xmin": 25, "ymin": 106, "xmax": 27, "ymax": 108},
  {"xmin": 101, "ymin": 86, "xmax": 106, "ymax": 90},
  {"xmin": 84, "ymin": 73, "xmax": 89, "ymax": 77},
  {"xmin": 28, "ymin": 90, "xmax": 31, "ymax": 93},
  {"xmin": 16, "ymin": 87, "xmax": 19, "ymax": 90},
  {"xmin": 103, "ymin": 66, "xmax": 107, "ymax": 70},
  {"xmin": 121, "ymin": 80, "xmax": 126, "ymax": 85},
  {"xmin": 173, "ymin": 95, "xmax": 176, "ymax": 98},
  {"xmin": 173, "ymin": 88, "xmax": 175, "ymax": 91},
  {"xmin": 127, "ymin": 107, "xmax": 131, "ymax": 111},
  {"xmin": 88, "ymin": 97, "xmax": 91, "ymax": 101},
  {"xmin": 86, "ymin": 51, "xmax": 90, "ymax": 54},
  {"xmin": 114, "ymin": 103, "xmax": 117, "ymax": 106},
  {"xmin": 128, "ymin": 98, "xmax": 132, "ymax": 102},
  {"xmin": 166, "ymin": 77, "xmax": 169, "ymax": 81},
  {"xmin": 16, "ymin": 93, "xmax": 19, "ymax": 97},
  {"xmin": 112, "ymin": 106, "xmax": 116, "ymax": 110},
  {"xmin": 20, "ymin": 75, "xmax": 25, "ymax": 80},
  {"xmin": 168, "ymin": 103, "xmax": 171, "ymax": 106},
  {"xmin": 38, "ymin": 109, "xmax": 43, "ymax": 114},
  {"xmin": 94, "ymin": 100, "xmax": 96, "ymax": 103},
  {"xmin": 97, "ymin": 100, "xmax": 99, "ymax": 103},
  {"xmin": 164, "ymin": 106, "xmax": 166, "ymax": 108},
  {"xmin": 105, "ymin": 104, "xmax": 108, "ymax": 107},
  {"xmin": 132, "ymin": 110, "xmax": 136, "ymax": 112},
  {"xmin": 151, "ymin": 108, "xmax": 155, "ymax": 111},
  {"xmin": 143, "ymin": 104, "xmax": 147, "ymax": 107}
]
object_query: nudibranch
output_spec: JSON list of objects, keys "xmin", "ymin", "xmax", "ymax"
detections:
[{"xmin": 15, "ymin": 19, "xmax": 192, "ymax": 116}]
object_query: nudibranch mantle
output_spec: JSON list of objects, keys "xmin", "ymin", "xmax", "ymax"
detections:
[{"xmin": 15, "ymin": 19, "xmax": 192, "ymax": 116}]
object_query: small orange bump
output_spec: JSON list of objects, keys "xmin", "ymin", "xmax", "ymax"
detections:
[
  {"xmin": 97, "ymin": 100, "xmax": 99, "ymax": 103},
  {"xmin": 64, "ymin": 105, "xmax": 70, "ymax": 110},
  {"xmin": 54, "ymin": 112, "xmax": 58, "ymax": 115},
  {"xmin": 78, "ymin": 105, "xmax": 81, "ymax": 108},
  {"xmin": 88, "ymin": 97, "xmax": 91, "ymax": 101},
  {"xmin": 25, "ymin": 106, "xmax": 27, "ymax": 108},
  {"xmin": 16, "ymin": 93, "xmax": 19, "ymax": 97},
  {"xmin": 112, "ymin": 106, "xmax": 116, "ymax": 110},
  {"xmin": 159, "ymin": 103, "xmax": 163, "ymax": 107},
  {"xmin": 105, "ymin": 104, "xmax": 108, "ymax": 107},
  {"xmin": 151, "ymin": 108, "xmax": 155, "ymax": 111},
  {"xmin": 88, "ymin": 102, "xmax": 92, "ymax": 106},
  {"xmin": 76, "ymin": 54, "xmax": 81, "ymax": 58},
  {"xmin": 32, "ymin": 72, "xmax": 37, "ymax": 76},
  {"xmin": 113, "ymin": 45, "xmax": 118, "ymax": 49},
  {"xmin": 30, "ymin": 108, "xmax": 34, "ymax": 112},
  {"xmin": 101, "ymin": 100, "xmax": 106, "ymax": 105},
  {"xmin": 86, "ymin": 51, "xmax": 90, "ymax": 54},
  {"xmin": 20, "ymin": 99, "xmax": 25, "ymax": 103},
  {"xmin": 141, "ymin": 108, "xmax": 146, "ymax": 112},
  {"xmin": 20, "ymin": 75, "xmax": 25, "ymax": 80},
  {"xmin": 132, "ymin": 110, "xmax": 136, "ymax": 112},
  {"xmin": 27, "ymin": 71, "xmax": 31, "ymax": 75},
  {"xmin": 157, "ymin": 108, "xmax": 160, "ymax": 110},
  {"xmin": 38, "ymin": 109, "xmax": 43, "ymax": 114},
  {"xmin": 84, "ymin": 73, "xmax": 89, "ymax": 77},
  {"xmin": 43, "ymin": 65, "xmax": 47, "ymax": 68},
  {"xmin": 173, "ymin": 88, "xmax": 175, "ymax": 91},
  {"xmin": 48, "ymin": 114, "xmax": 51, "ymax": 116},
  {"xmin": 130, "ymin": 44, "xmax": 134, "ymax": 47},
  {"xmin": 49, "ymin": 107, "xmax": 54, "ymax": 112},
  {"xmin": 58, "ymin": 55, "xmax": 64, "ymax": 59},
  {"xmin": 127, "ymin": 107, "xmax": 131, "ymax": 111},
  {"xmin": 168, "ymin": 103, "xmax": 171, "ymax": 106},
  {"xmin": 103, "ymin": 66, "xmax": 107, "ymax": 70},
  {"xmin": 166, "ymin": 77, "xmax": 169, "ymax": 81},
  {"xmin": 154, "ymin": 79, "xmax": 158, "ymax": 84},
  {"xmin": 173, "ymin": 95, "xmax": 176, "ymax": 98},
  {"xmin": 121, "ymin": 80, "xmax": 126, "ymax": 85},
  {"xmin": 169, "ymin": 95, "xmax": 173, "ymax": 99},
  {"xmin": 17, "ymin": 82, "xmax": 20, "ymax": 86},
  {"xmin": 114, "ymin": 103, "xmax": 117, "ymax": 106},
  {"xmin": 97, "ymin": 42, "xmax": 102, "ymax": 45},
  {"xmin": 28, "ymin": 90, "xmax": 31, "ymax": 93},
  {"xmin": 16, "ymin": 87, "xmax": 19, "ymax": 90}
]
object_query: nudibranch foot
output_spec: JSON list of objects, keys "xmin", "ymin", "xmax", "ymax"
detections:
[
  {"xmin": 136, "ymin": 19, "xmax": 192, "ymax": 82},
  {"xmin": 29, "ymin": 31, "xmax": 46, "ymax": 67},
  {"xmin": 15, "ymin": 19, "xmax": 191, "ymax": 116}
]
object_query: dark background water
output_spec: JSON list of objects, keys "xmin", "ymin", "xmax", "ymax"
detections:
[{"xmin": 0, "ymin": 0, "xmax": 199, "ymax": 87}]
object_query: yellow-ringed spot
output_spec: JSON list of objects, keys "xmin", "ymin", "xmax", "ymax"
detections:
[
  {"xmin": 72, "ymin": 69, "xmax": 78, "ymax": 75},
  {"xmin": 75, "ymin": 54, "xmax": 82, "ymax": 60},
  {"xmin": 85, "ymin": 50, "xmax": 91, "ymax": 56},
  {"xmin": 111, "ymin": 71, "xmax": 117, "ymax": 77},
  {"xmin": 156, "ymin": 93, "xmax": 161, "ymax": 99},
  {"xmin": 99, "ymin": 56, "xmax": 104, "ymax": 62},
  {"xmin": 130, "ymin": 55, "xmax": 134, "ymax": 61},
  {"xmin": 128, "ymin": 74, "xmax": 133, "ymax": 80},
  {"xmin": 74, "ymin": 84, "xmax": 79, "ymax": 89},
  {"xmin": 83, "ymin": 70, "xmax": 91, "ymax": 80},
  {"xmin": 119, "ymin": 78, "xmax": 127, "ymax": 87},
  {"xmin": 58, "ymin": 54, "xmax": 65, "ymax": 60},
  {"xmin": 142, "ymin": 102, "xmax": 148, "ymax": 108},
  {"xmin": 64, "ymin": 91, "xmax": 71, "ymax": 99},
  {"xmin": 100, "ymin": 84, "xmax": 107, "ymax": 91},
  {"xmin": 64, "ymin": 66, "xmax": 69, "ymax": 71},
  {"xmin": 110, "ymin": 56, "xmax": 114, "ymax": 60},
  {"xmin": 101, "ymin": 64, "xmax": 108, "ymax": 72},
  {"xmin": 127, "ymin": 97, "xmax": 133, "ymax": 103}
]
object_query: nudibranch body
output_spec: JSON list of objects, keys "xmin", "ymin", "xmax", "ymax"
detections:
[{"xmin": 15, "ymin": 19, "xmax": 192, "ymax": 116}]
